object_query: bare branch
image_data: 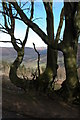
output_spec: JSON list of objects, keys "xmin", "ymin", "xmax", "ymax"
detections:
[
  {"xmin": 2, "ymin": 2, "xmax": 10, "ymax": 32},
  {"xmin": 0, "ymin": 23, "xmax": 6, "ymax": 29},
  {"xmin": 10, "ymin": 1, "xmax": 49, "ymax": 46},
  {"xmin": 22, "ymin": 1, "xmax": 34, "ymax": 47},
  {"xmin": 0, "ymin": 23, "xmax": 9, "ymax": 34},
  {"xmin": 0, "ymin": 41, "xmax": 11, "ymax": 43},
  {"xmin": 9, "ymin": 3, "xmax": 15, "ymax": 34},
  {"xmin": 19, "ymin": 0, "xmax": 21, "ymax": 7},
  {"xmin": 1, "ymin": 39, "xmax": 22, "ymax": 46},
  {"xmin": 21, "ymin": 1, "xmax": 28, "ymax": 9},
  {"xmin": 43, "ymin": 2, "xmax": 54, "ymax": 42},
  {"xmin": 0, "ymin": 30, "xmax": 8, "ymax": 34},
  {"xmin": 33, "ymin": 43, "xmax": 40, "ymax": 77},
  {"xmin": 6, "ymin": 1, "xmax": 64, "ymax": 51},
  {"xmin": 32, "ymin": 17, "xmax": 43, "ymax": 22},
  {"xmin": 55, "ymin": 7, "xmax": 64, "ymax": 43},
  {"xmin": 22, "ymin": 8, "xmax": 30, "ymax": 11}
]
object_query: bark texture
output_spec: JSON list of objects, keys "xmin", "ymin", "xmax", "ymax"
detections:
[{"xmin": 60, "ymin": 2, "xmax": 80, "ymax": 101}]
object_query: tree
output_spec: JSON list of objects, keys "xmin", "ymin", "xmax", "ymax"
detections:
[
  {"xmin": 1, "ymin": 1, "xmax": 80, "ymax": 102},
  {"xmin": 10, "ymin": 1, "xmax": 64, "ymax": 83},
  {"xmin": 10, "ymin": 1, "xmax": 80, "ymax": 102},
  {"xmin": 60, "ymin": 2, "xmax": 80, "ymax": 101},
  {"xmin": 43, "ymin": 2, "xmax": 58, "ymax": 78},
  {"xmin": 0, "ymin": 1, "xmax": 34, "ymax": 90}
]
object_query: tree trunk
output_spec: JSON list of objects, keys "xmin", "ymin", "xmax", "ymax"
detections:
[
  {"xmin": 60, "ymin": 2, "xmax": 79, "ymax": 101},
  {"xmin": 9, "ymin": 48, "xmax": 26, "ymax": 88},
  {"xmin": 9, "ymin": 48, "xmax": 32, "ymax": 90},
  {"xmin": 62, "ymin": 46, "xmax": 79, "ymax": 100},
  {"xmin": 44, "ymin": 2, "xmax": 58, "ymax": 80},
  {"xmin": 47, "ymin": 47, "xmax": 57, "ymax": 77}
]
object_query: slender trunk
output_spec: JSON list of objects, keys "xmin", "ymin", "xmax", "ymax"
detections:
[
  {"xmin": 45, "ymin": 3, "xmax": 58, "ymax": 79},
  {"xmin": 47, "ymin": 47, "xmax": 57, "ymax": 77},
  {"xmin": 33, "ymin": 43, "xmax": 40, "ymax": 77}
]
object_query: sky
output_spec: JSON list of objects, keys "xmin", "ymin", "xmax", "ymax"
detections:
[{"xmin": 0, "ymin": 1, "xmax": 64, "ymax": 48}]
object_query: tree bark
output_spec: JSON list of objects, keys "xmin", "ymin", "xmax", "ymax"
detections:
[
  {"xmin": 9, "ymin": 48, "xmax": 27, "ymax": 89},
  {"xmin": 9, "ymin": 47, "xmax": 37, "ymax": 91},
  {"xmin": 60, "ymin": 2, "xmax": 79, "ymax": 101},
  {"xmin": 47, "ymin": 48, "xmax": 57, "ymax": 77},
  {"xmin": 62, "ymin": 46, "xmax": 79, "ymax": 100},
  {"xmin": 43, "ymin": 2, "xmax": 58, "ymax": 79}
]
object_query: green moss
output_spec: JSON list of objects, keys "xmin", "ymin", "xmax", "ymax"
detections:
[{"xmin": 36, "ymin": 68, "xmax": 54, "ymax": 92}]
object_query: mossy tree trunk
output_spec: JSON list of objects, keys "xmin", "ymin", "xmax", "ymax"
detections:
[
  {"xmin": 43, "ymin": 2, "xmax": 58, "ymax": 80},
  {"xmin": 9, "ymin": 47, "xmax": 27, "ymax": 89},
  {"xmin": 60, "ymin": 2, "xmax": 80, "ymax": 101},
  {"xmin": 62, "ymin": 47, "xmax": 79, "ymax": 100}
]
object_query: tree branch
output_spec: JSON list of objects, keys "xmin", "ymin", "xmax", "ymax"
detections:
[
  {"xmin": 21, "ymin": 1, "xmax": 28, "ymax": 9},
  {"xmin": 22, "ymin": 1, "xmax": 34, "ymax": 47},
  {"xmin": 43, "ymin": 2, "xmax": 54, "ymax": 41},
  {"xmin": 10, "ymin": 1, "xmax": 49, "ymax": 45},
  {"xmin": 0, "ymin": 23, "xmax": 7, "ymax": 30},
  {"xmin": 0, "ymin": 30, "xmax": 9, "ymax": 34},
  {"xmin": 9, "ymin": 3, "xmax": 15, "ymax": 34},
  {"xmin": 2, "ymin": 2, "xmax": 20, "ymax": 51},
  {"xmin": 0, "ymin": 41, "xmax": 11, "ymax": 43},
  {"xmin": 8, "ymin": 1, "xmax": 64, "ymax": 51},
  {"xmin": 32, "ymin": 17, "xmax": 43, "ymax": 22},
  {"xmin": 2, "ymin": 2, "xmax": 10, "ymax": 32},
  {"xmin": 33, "ymin": 43, "xmax": 40, "ymax": 77},
  {"xmin": 55, "ymin": 7, "xmax": 64, "ymax": 43}
]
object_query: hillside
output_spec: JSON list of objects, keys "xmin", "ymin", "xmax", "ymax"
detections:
[{"xmin": 0, "ymin": 43, "xmax": 80, "ymax": 67}]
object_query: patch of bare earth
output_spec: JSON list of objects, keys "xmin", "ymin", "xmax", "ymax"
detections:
[{"xmin": 1, "ymin": 75, "xmax": 80, "ymax": 119}]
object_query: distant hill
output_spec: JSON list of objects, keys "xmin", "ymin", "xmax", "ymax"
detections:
[
  {"xmin": 0, "ymin": 47, "xmax": 47, "ymax": 67},
  {"xmin": 0, "ymin": 43, "xmax": 80, "ymax": 67}
]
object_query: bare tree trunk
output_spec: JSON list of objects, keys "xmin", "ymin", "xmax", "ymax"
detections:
[
  {"xmin": 47, "ymin": 47, "xmax": 57, "ymax": 78},
  {"xmin": 9, "ymin": 47, "xmax": 37, "ymax": 91},
  {"xmin": 60, "ymin": 2, "xmax": 79, "ymax": 101},
  {"xmin": 44, "ymin": 2, "xmax": 58, "ymax": 80},
  {"xmin": 62, "ymin": 46, "xmax": 79, "ymax": 100},
  {"xmin": 9, "ymin": 48, "xmax": 27, "ymax": 90}
]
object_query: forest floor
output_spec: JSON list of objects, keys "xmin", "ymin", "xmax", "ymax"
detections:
[{"xmin": 1, "ymin": 75, "xmax": 80, "ymax": 119}]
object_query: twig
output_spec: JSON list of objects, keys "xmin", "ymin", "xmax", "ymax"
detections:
[
  {"xmin": 0, "ymin": 41, "xmax": 11, "ymax": 43},
  {"xmin": 0, "ymin": 30, "xmax": 9, "ymax": 34},
  {"xmin": 32, "ymin": 17, "xmax": 43, "ymax": 22},
  {"xmin": 21, "ymin": 1, "xmax": 28, "ymax": 9},
  {"xmin": 33, "ymin": 43, "xmax": 40, "ymax": 77}
]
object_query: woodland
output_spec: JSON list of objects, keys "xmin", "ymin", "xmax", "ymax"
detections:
[{"xmin": 0, "ymin": 0, "xmax": 80, "ymax": 119}]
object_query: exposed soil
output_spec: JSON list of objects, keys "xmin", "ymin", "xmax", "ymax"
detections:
[{"xmin": 1, "ymin": 75, "xmax": 80, "ymax": 119}]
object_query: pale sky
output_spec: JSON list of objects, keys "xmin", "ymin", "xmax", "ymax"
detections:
[{"xmin": 0, "ymin": 1, "xmax": 64, "ymax": 48}]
